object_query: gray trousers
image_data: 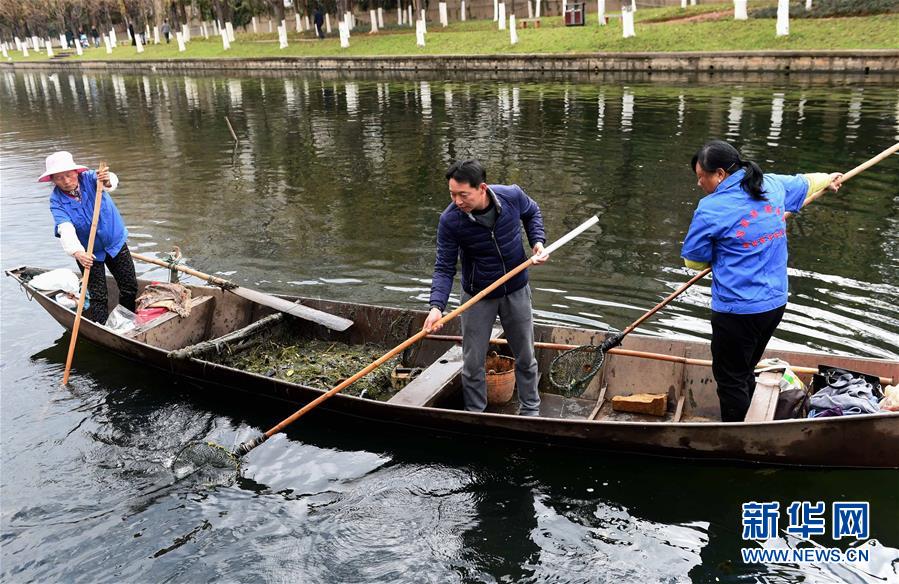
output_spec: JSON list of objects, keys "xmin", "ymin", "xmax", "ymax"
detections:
[{"xmin": 460, "ymin": 285, "xmax": 540, "ymax": 415}]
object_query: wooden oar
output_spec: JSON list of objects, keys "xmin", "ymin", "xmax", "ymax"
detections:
[
  {"xmin": 131, "ymin": 252, "xmax": 353, "ymax": 332},
  {"xmin": 62, "ymin": 161, "xmax": 107, "ymax": 386},
  {"xmin": 423, "ymin": 335, "xmax": 896, "ymax": 386},
  {"xmin": 610, "ymin": 141, "xmax": 899, "ymax": 349},
  {"xmin": 232, "ymin": 215, "xmax": 600, "ymax": 456}
]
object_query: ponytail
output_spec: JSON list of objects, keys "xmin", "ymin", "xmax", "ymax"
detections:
[
  {"xmin": 739, "ymin": 160, "xmax": 766, "ymax": 201},
  {"xmin": 690, "ymin": 140, "xmax": 767, "ymax": 201}
]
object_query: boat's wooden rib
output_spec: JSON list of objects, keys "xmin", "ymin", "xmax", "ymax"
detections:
[{"xmin": 6, "ymin": 265, "xmax": 899, "ymax": 469}]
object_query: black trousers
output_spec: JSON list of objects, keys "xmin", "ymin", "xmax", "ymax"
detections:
[
  {"xmin": 710, "ymin": 305, "xmax": 786, "ymax": 422},
  {"xmin": 77, "ymin": 243, "xmax": 138, "ymax": 324}
]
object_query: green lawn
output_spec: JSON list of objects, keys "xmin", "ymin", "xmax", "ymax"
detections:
[{"xmin": 6, "ymin": 4, "xmax": 898, "ymax": 63}]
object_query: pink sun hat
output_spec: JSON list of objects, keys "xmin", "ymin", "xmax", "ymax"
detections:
[{"xmin": 38, "ymin": 151, "xmax": 89, "ymax": 183}]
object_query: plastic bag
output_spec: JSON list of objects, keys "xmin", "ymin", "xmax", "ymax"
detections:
[
  {"xmin": 755, "ymin": 358, "xmax": 805, "ymax": 392},
  {"xmin": 105, "ymin": 305, "xmax": 137, "ymax": 333},
  {"xmin": 881, "ymin": 385, "xmax": 899, "ymax": 412},
  {"xmin": 31, "ymin": 269, "xmax": 81, "ymax": 294},
  {"xmin": 55, "ymin": 292, "xmax": 90, "ymax": 311}
]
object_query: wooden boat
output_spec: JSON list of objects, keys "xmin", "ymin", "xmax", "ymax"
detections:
[{"xmin": 7, "ymin": 265, "xmax": 898, "ymax": 468}]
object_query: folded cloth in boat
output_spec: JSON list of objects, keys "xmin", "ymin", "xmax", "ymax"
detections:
[
  {"xmin": 136, "ymin": 282, "xmax": 191, "ymax": 317},
  {"xmin": 30, "ymin": 268, "xmax": 80, "ymax": 295},
  {"xmin": 809, "ymin": 372, "xmax": 880, "ymax": 417}
]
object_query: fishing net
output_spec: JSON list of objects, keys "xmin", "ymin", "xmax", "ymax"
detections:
[
  {"xmin": 549, "ymin": 345, "xmax": 605, "ymax": 397},
  {"xmin": 171, "ymin": 441, "xmax": 241, "ymax": 485},
  {"xmin": 548, "ymin": 333, "xmax": 623, "ymax": 397}
]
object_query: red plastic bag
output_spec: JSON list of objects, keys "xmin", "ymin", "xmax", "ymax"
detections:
[{"xmin": 135, "ymin": 306, "xmax": 169, "ymax": 325}]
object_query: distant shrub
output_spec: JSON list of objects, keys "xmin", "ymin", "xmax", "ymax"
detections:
[{"xmin": 751, "ymin": 0, "xmax": 899, "ymax": 18}]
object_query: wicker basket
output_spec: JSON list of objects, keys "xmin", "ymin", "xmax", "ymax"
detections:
[{"xmin": 486, "ymin": 351, "xmax": 516, "ymax": 405}]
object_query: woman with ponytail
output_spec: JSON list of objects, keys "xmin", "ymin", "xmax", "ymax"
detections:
[{"xmin": 681, "ymin": 140, "xmax": 842, "ymax": 422}]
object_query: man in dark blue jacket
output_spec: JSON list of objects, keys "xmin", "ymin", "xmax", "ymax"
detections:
[{"xmin": 423, "ymin": 160, "xmax": 548, "ymax": 415}]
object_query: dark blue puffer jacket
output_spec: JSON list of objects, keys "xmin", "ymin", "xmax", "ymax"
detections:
[{"xmin": 429, "ymin": 184, "xmax": 546, "ymax": 311}]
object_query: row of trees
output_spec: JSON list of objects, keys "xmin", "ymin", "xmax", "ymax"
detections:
[{"xmin": 0, "ymin": 0, "xmax": 426, "ymax": 42}]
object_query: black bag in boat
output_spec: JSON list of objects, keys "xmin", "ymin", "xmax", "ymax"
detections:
[{"xmin": 774, "ymin": 389, "xmax": 810, "ymax": 420}]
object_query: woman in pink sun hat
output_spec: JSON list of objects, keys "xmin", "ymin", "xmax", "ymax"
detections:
[{"xmin": 42, "ymin": 151, "xmax": 137, "ymax": 325}]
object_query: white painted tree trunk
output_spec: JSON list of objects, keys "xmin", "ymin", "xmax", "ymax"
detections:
[
  {"xmin": 408, "ymin": 6, "xmax": 413, "ymax": 25},
  {"xmin": 398, "ymin": 6, "xmax": 404, "ymax": 24},
  {"xmin": 305, "ymin": 15, "xmax": 311, "ymax": 29},
  {"xmin": 339, "ymin": 20, "xmax": 350, "ymax": 47},
  {"xmin": 46, "ymin": 40, "xmax": 54, "ymax": 57},
  {"xmin": 176, "ymin": 31, "xmax": 186, "ymax": 51},
  {"xmin": 279, "ymin": 23, "xmax": 288, "ymax": 48},
  {"xmin": 416, "ymin": 19, "xmax": 426, "ymax": 45},
  {"xmin": 498, "ymin": 3, "xmax": 506, "ymax": 29},
  {"xmin": 806, "ymin": 0, "xmax": 812, "ymax": 9},
  {"xmin": 776, "ymin": 0, "xmax": 789, "ymax": 36},
  {"xmin": 252, "ymin": 17, "xmax": 258, "ymax": 32},
  {"xmin": 104, "ymin": 35, "xmax": 112, "ymax": 54},
  {"xmin": 110, "ymin": 30, "xmax": 118, "ymax": 47},
  {"xmin": 734, "ymin": 0, "xmax": 747, "ymax": 20},
  {"xmin": 136, "ymin": 33, "xmax": 144, "ymax": 52},
  {"xmin": 1, "ymin": 45, "xmax": 8, "ymax": 59},
  {"xmin": 182, "ymin": 24, "xmax": 189, "ymax": 42},
  {"xmin": 226, "ymin": 22, "xmax": 235, "ymax": 42},
  {"xmin": 74, "ymin": 39, "xmax": 82, "ymax": 55},
  {"xmin": 597, "ymin": 0, "xmax": 605, "ymax": 24},
  {"xmin": 621, "ymin": 8, "xmax": 635, "ymax": 37},
  {"xmin": 370, "ymin": 10, "xmax": 379, "ymax": 32},
  {"xmin": 510, "ymin": 15, "xmax": 518, "ymax": 43},
  {"xmin": 439, "ymin": 2, "xmax": 448, "ymax": 26},
  {"xmin": 461, "ymin": 1, "xmax": 467, "ymax": 20},
  {"xmin": 153, "ymin": 26, "xmax": 160, "ymax": 43},
  {"xmin": 59, "ymin": 34, "xmax": 67, "ymax": 49},
  {"xmin": 527, "ymin": 0, "xmax": 533, "ymax": 19},
  {"xmin": 326, "ymin": 14, "xmax": 332, "ymax": 33},
  {"xmin": 221, "ymin": 28, "xmax": 231, "ymax": 49},
  {"xmin": 536, "ymin": 0, "xmax": 541, "ymax": 18},
  {"xmin": 690, "ymin": 0, "xmax": 696, "ymax": 5},
  {"xmin": 202, "ymin": 22, "xmax": 209, "ymax": 39},
  {"xmin": 22, "ymin": 44, "xmax": 29, "ymax": 57},
  {"xmin": 681, "ymin": 0, "xmax": 687, "ymax": 7},
  {"xmin": 378, "ymin": 7, "xmax": 384, "ymax": 28},
  {"xmin": 493, "ymin": 0, "xmax": 499, "ymax": 21},
  {"xmin": 296, "ymin": 14, "xmax": 302, "ymax": 32}
]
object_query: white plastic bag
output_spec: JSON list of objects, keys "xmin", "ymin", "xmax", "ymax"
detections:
[
  {"xmin": 106, "ymin": 305, "xmax": 137, "ymax": 333},
  {"xmin": 755, "ymin": 358, "xmax": 805, "ymax": 392},
  {"xmin": 31, "ymin": 269, "xmax": 80, "ymax": 294},
  {"xmin": 54, "ymin": 292, "xmax": 89, "ymax": 311}
]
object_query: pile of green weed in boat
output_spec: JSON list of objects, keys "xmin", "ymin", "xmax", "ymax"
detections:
[{"xmin": 223, "ymin": 338, "xmax": 403, "ymax": 401}]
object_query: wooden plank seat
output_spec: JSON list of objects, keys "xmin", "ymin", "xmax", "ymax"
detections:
[
  {"xmin": 127, "ymin": 295, "xmax": 217, "ymax": 351},
  {"xmin": 744, "ymin": 370, "xmax": 782, "ymax": 422},
  {"xmin": 518, "ymin": 18, "xmax": 541, "ymax": 28},
  {"xmin": 388, "ymin": 327, "xmax": 503, "ymax": 407}
]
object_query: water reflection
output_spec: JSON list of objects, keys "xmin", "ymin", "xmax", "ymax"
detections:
[{"xmin": 1, "ymin": 70, "xmax": 897, "ymax": 365}]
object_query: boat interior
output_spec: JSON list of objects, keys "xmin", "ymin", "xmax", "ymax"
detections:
[{"xmin": 10, "ymin": 266, "xmax": 898, "ymax": 425}]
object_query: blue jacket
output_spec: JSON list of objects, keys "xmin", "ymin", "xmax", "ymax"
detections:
[
  {"xmin": 429, "ymin": 184, "xmax": 546, "ymax": 311},
  {"xmin": 49, "ymin": 169, "xmax": 128, "ymax": 262},
  {"xmin": 681, "ymin": 169, "xmax": 809, "ymax": 314}
]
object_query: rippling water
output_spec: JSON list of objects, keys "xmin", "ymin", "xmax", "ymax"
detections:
[{"xmin": 1, "ymin": 69, "xmax": 898, "ymax": 582}]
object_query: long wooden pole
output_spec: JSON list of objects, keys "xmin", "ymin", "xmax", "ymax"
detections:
[
  {"xmin": 615, "ymin": 142, "xmax": 899, "ymax": 346},
  {"xmin": 234, "ymin": 215, "xmax": 600, "ymax": 455},
  {"xmin": 423, "ymin": 335, "xmax": 895, "ymax": 385},
  {"xmin": 62, "ymin": 161, "xmax": 107, "ymax": 386}
]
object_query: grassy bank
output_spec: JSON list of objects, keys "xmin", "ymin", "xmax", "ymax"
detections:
[{"xmin": 6, "ymin": 4, "xmax": 898, "ymax": 62}]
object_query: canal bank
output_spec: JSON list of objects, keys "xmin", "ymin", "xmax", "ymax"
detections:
[{"xmin": 4, "ymin": 50, "xmax": 899, "ymax": 75}]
